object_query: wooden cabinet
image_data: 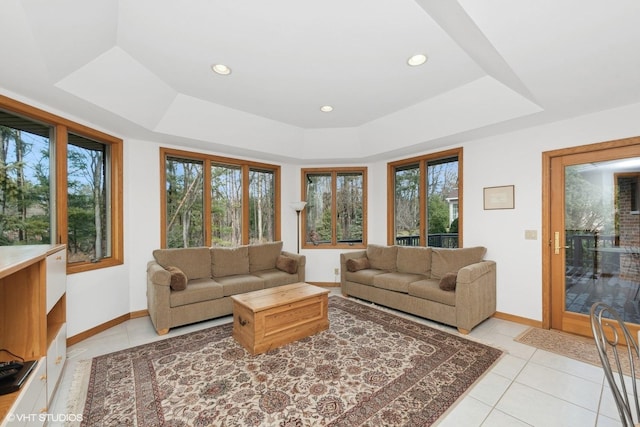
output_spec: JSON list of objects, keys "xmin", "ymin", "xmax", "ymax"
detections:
[{"xmin": 0, "ymin": 245, "xmax": 66, "ymax": 426}]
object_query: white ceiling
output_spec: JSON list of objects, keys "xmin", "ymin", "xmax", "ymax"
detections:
[{"xmin": 1, "ymin": 0, "xmax": 639, "ymax": 163}]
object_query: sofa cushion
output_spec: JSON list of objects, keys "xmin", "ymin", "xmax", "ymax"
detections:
[
  {"xmin": 345, "ymin": 269, "xmax": 386, "ymax": 285},
  {"xmin": 346, "ymin": 257, "xmax": 370, "ymax": 272},
  {"xmin": 166, "ymin": 266, "xmax": 188, "ymax": 291},
  {"xmin": 254, "ymin": 269, "xmax": 298, "ymax": 288},
  {"xmin": 396, "ymin": 246, "xmax": 431, "ymax": 276},
  {"xmin": 276, "ymin": 255, "xmax": 298, "ymax": 274},
  {"xmin": 373, "ymin": 272, "xmax": 425, "ymax": 293},
  {"xmin": 169, "ymin": 278, "xmax": 224, "ymax": 308},
  {"xmin": 431, "ymin": 247, "xmax": 487, "ymax": 280},
  {"xmin": 408, "ymin": 279, "xmax": 456, "ymax": 306},
  {"xmin": 366, "ymin": 244, "xmax": 398, "ymax": 271},
  {"xmin": 215, "ymin": 275, "xmax": 265, "ymax": 296},
  {"xmin": 211, "ymin": 246, "xmax": 250, "ymax": 278},
  {"xmin": 249, "ymin": 241, "xmax": 284, "ymax": 272},
  {"xmin": 153, "ymin": 247, "xmax": 212, "ymax": 280},
  {"xmin": 439, "ymin": 272, "xmax": 458, "ymax": 291}
]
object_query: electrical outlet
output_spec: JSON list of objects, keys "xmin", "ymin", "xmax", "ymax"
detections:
[{"xmin": 334, "ymin": 268, "xmax": 339, "ymax": 275}]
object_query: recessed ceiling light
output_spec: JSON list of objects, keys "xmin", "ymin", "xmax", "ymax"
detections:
[
  {"xmin": 320, "ymin": 105, "xmax": 333, "ymax": 113},
  {"xmin": 407, "ymin": 54, "xmax": 428, "ymax": 67},
  {"xmin": 211, "ymin": 64, "xmax": 231, "ymax": 75}
]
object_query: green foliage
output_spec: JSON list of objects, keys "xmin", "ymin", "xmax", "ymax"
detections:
[
  {"xmin": 427, "ymin": 195, "xmax": 450, "ymax": 234},
  {"xmin": 449, "ymin": 217, "xmax": 459, "ymax": 233},
  {"xmin": 565, "ymin": 167, "xmax": 611, "ymax": 232}
]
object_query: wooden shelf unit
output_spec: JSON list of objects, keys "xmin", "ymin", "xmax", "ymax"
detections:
[{"xmin": 0, "ymin": 244, "xmax": 66, "ymax": 425}]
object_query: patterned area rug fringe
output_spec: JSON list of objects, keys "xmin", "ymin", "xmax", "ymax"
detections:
[{"xmin": 65, "ymin": 359, "xmax": 92, "ymax": 427}]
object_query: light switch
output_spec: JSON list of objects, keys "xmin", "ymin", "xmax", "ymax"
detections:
[{"xmin": 524, "ymin": 230, "xmax": 537, "ymax": 240}]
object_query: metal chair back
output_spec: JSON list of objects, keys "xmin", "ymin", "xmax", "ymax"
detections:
[{"xmin": 590, "ymin": 302, "xmax": 640, "ymax": 427}]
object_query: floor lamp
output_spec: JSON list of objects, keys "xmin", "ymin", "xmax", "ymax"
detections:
[{"xmin": 290, "ymin": 201, "xmax": 307, "ymax": 253}]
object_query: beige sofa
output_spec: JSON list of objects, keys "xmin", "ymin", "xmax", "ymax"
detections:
[
  {"xmin": 147, "ymin": 241, "xmax": 305, "ymax": 335},
  {"xmin": 340, "ymin": 244, "xmax": 495, "ymax": 334}
]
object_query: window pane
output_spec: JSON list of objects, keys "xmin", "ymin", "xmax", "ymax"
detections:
[
  {"xmin": 394, "ymin": 165, "xmax": 420, "ymax": 246},
  {"xmin": 0, "ymin": 113, "xmax": 52, "ymax": 246},
  {"xmin": 249, "ymin": 168, "xmax": 275, "ymax": 244},
  {"xmin": 165, "ymin": 157, "xmax": 204, "ymax": 248},
  {"xmin": 336, "ymin": 172, "xmax": 363, "ymax": 243},
  {"xmin": 426, "ymin": 157, "xmax": 458, "ymax": 248},
  {"xmin": 211, "ymin": 163, "xmax": 242, "ymax": 246},
  {"xmin": 67, "ymin": 133, "xmax": 111, "ymax": 262},
  {"xmin": 305, "ymin": 173, "xmax": 332, "ymax": 245}
]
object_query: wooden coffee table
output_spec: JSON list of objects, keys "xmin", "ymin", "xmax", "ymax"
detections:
[{"xmin": 231, "ymin": 282, "xmax": 330, "ymax": 355}]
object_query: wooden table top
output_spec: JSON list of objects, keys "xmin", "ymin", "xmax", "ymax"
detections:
[
  {"xmin": 0, "ymin": 244, "xmax": 65, "ymax": 279},
  {"xmin": 230, "ymin": 282, "xmax": 329, "ymax": 313}
]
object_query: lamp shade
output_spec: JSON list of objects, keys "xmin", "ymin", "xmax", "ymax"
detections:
[{"xmin": 290, "ymin": 201, "xmax": 307, "ymax": 212}]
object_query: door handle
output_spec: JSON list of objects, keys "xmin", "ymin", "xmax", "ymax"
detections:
[{"xmin": 554, "ymin": 231, "xmax": 569, "ymax": 255}]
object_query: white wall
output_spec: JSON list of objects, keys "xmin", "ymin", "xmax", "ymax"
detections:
[
  {"xmin": 462, "ymin": 103, "xmax": 640, "ymax": 320},
  {"xmin": 64, "ymin": 101, "xmax": 640, "ymax": 337}
]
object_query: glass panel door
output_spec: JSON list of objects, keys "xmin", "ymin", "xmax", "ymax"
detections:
[
  {"xmin": 564, "ymin": 159, "xmax": 640, "ymax": 323},
  {"xmin": 550, "ymin": 143, "xmax": 640, "ymax": 337}
]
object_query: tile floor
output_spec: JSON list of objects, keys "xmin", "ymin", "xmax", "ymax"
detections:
[{"xmin": 47, "ymin": 290, "xmax": 628, "ymax": 427}]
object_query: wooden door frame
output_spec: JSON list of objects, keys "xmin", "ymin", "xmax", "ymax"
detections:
[{"xmin": 542, "ymin": 136, "xmax": 640, "ymax": 331}]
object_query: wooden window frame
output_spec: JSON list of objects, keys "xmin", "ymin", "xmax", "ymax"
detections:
[
  {"xmin": 301, "ymin": 167, "xmax": 367, "ymax": 250},
  {"xmin": 0, "ymin": 94, "xmax": 124, "ymax": 274},
  {"xmin": 387, "ymin": 148, "xmax": 463, "ymax": 247},
  {"xmin": 160, "ymin": 147, "xmax": 281, "ymax": 248}
]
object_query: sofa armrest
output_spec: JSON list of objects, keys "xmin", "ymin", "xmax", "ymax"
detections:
[
  {"xmin": 282, "ymin": 251, "xmax": 306, "ymax": 282},
  {"xmin": 455, "ymin": 260, "xmax": 496, "ymax": 333},
  {"xmin": 339, "ymin": 250, "xmax": 367, "ymax": 286},
  {"xmin": 147, "ymin": 260, "xmax": 172, "ymax": 334},
  {"xmin": 148, "ymin": 261, "xmax": 171, "ymax": 286}
]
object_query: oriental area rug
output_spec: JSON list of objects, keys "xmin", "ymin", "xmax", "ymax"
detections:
[{"xmin": 70, "ymin": 296, "xmax": 503, "ymax": 426}]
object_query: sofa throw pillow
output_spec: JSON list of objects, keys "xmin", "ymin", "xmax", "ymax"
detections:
[
  {"xmin": 439, "ymin": 272, "xmax": 458, "ymax": 291},
  {"xmin": 166, "ymin": 266, "xmax": 188, "ymax": 291},
  {"xmin": 276, "ymin": 255, "xmax": 298, "ymax": 274},
  {"xmin": 249, "ymin": 241, "xmax": 284, "ymax": 272},
  {"xmin": 211, "ymin": 246, "xmax": 250, "ymax": 278},
  {"xmin": 366, "ymin": 244, "xmax": 398, "ymax": 271},
  {"xmin": 346, "ymin": 257, "xmax": 370, "ymax": 272},
  {"xmin": 431, "ymin": 246, "xmax": 487, "ymax": 280}
]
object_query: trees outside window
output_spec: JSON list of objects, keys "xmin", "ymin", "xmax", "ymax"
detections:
[
  {"xmin": 161, "ymin": 148, "xmax": 280, "ymax": 248},
  {"xmin": 302, "ymin": 167, "xmax": 366, "ymax": 249},
  {"xmin": 0, "ymin": 116, "xmax": 51, "ymax": 245},
  {"xmin": 166, "ymin": 157, "xmax": 204, "ymax": 248},
  {"xmin": 388, "ymin": 149, "xmax": 461, "ymax": 248},
  {"xmin": 211, "ymin": 163, "xmax": 241, "ymax": 246},
  {"xmin": 0, "ymin": 96, "xmax": 124, "ymax": 273},
  {"xmin": 249, "ymin": 168, "xmax": 275, "ymax": 244},
  {"xmin": 67, "ymin": 133, "xmax": 112, "ymax": 263}
]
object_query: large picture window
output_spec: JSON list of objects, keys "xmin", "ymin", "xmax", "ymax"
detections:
[
  {"xmin": 161, "ymin": 148, "xmax": 280, "ymax": 248},
  {"xmin": 388, "ymin": 149, "xmax": 461, "ymax": 248},
  {"xmin": 166, "ymin": 157, "xmax": 204, "ymax": 248},
  {"xmin": 302, "ymin": 167, "xmax": 366, "ymax": 249},
  {"xmin": 67, "ymin": 133, "xmax": 113, "ymax": 263},
  {"xmin": 0, "ymin": 95, "xmax": 124, "ymax": 273},
  {"xmin": 0, "ymin": 111, "xmax": 51, "ymax": 245}
]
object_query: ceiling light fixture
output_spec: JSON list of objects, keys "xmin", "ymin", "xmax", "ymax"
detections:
[
  {"xmin": 407, "ymin": 54, "xmax": 428, "ymax": 67},
  {"xmin": 211, "ymin": 64, "xmax": 232, "ymax": 75},
  {"xmin": 320, "ymin": 105, "xmax": 333, "ymax": 113}
]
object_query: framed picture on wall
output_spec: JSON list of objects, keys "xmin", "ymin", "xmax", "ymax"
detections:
[{"xmin": 483, "ymin": 185, "xmax": 515, "ymax": 210}]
